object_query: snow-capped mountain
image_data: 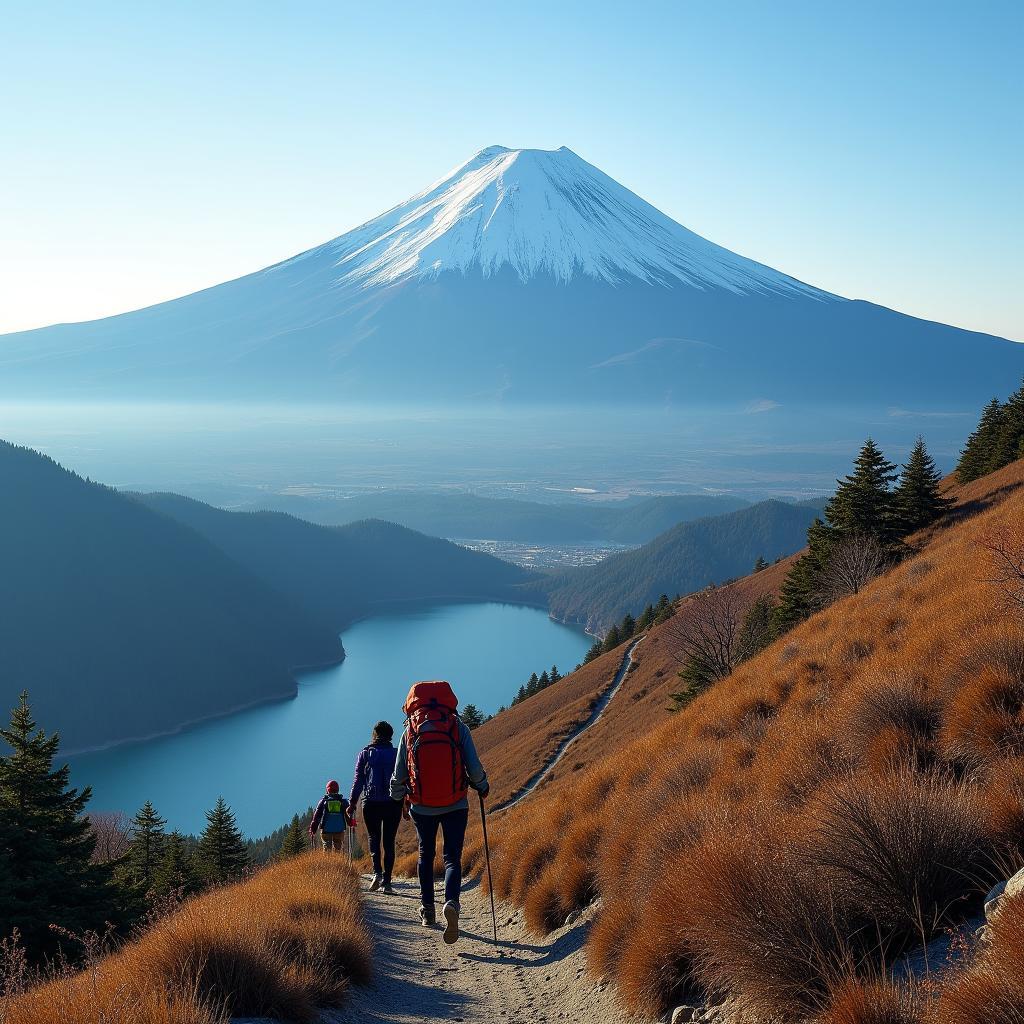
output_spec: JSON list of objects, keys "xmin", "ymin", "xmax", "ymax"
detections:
[
  {"xmin": 0, "ymin": 145, "xmax": 1019, "ymax": 409},
  {"xmin": 313, "ymin": 145, "xmax": 822, "ymax": 297}
]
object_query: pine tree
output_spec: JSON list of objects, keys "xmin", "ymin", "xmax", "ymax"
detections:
[
  {"xmin": 196, "ymin": 797, "xmax": 248, "ymax": 885},
  {"xmin": 989, "ymin": 380, "xmax": 1024, "ymax": 475},
  {"xmin": 0, "ymin": 692, "xmax": 122, "ymax": 960},
  {"xmin": 753, "ymin": 556, "xmax": 769, "ymax": 572},
  {"xmin": 825, "ymin": 438, "xmax": 900, "ymax": 547},
  {"xmin": 279, "ymin": 816, "xmax": 308, "ymax": 860},
  {"xmin": 537, "ymin": 671, "xmax": 550, "ymax": 691},
  {"xmin": 636, "ymin": 604, "xmax": 656, "ymax": 632},
  {"xmin": 525, "ymin": 672, "xmax": 540, "ymax": 697},
  {"xmin": 771, "ymin": 519, "xmax": 834, "ymax": 634},
  {"xmin": 152, "ymin": 831, "xmax": 202, "ymax": 899},
  {"xmin": 549, "ymin": 664, "xmax": 561, "ymax": 684},
  {"xmin": 737, "ymin": 594, "xmax": 777, "ymax": 662},
  {"xmin": 461, "ymin": 704, "xmax": 483, "ymax": 729},
  {"xmin": 582, "ymin": 640, "xmax": 603, "ymax": 664},
  {"xmin": 653, "ymin": 595, "xmax": 673, "ymax": 624},
  {"xmin": 894, "ymin": 436, "xmax": 954, "ymax": 534},
  {"xmin": 603, "ymin": 624, "xmax": 622, "ymax": 651},
  {"xmin": 126, "ymin": 801, "xmax": 166, "ymax": 893},
  {"xmin": 956, "ymin": 397, "xmax": 1005, "ymax": 483},
  {"xmin": 514, "ymin": 684, "xmax": 527, "ymax": 704},
  {"xmin": 620, "ymin": 613, "xmax": 636, "ymax": 639}
]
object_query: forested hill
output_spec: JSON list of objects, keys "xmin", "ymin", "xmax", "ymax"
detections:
[
  {"xmin": 230, "ymin": 490, "xmax": 751, "ymax": 544},
  {"xmin": 135, "ymin": 493, "xmax": 541, "ymax": 625},
  {"xmin": 543, "ymin": 499, "xmax": 824, "ymax": 633},
  {"xmin": 0, "ymin": 442, "xmax": 342, "ymax": 753}
]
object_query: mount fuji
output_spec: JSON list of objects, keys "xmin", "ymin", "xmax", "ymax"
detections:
[{"xmin": 2, "ymin": 145, "xmax": 1020, "ymax": 407}]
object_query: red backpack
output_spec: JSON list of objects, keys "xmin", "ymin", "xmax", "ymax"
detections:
[{"xmin": 403, "ymin": 680, "xmax": 467, "ymax": 808}]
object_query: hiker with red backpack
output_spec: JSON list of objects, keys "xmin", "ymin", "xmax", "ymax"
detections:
[
  {"xmin": 390, "ymin": 680, "xmax": 489, "ymax": 945},
  {"xmin": 349, "ymin": 720, "xmax": 401, "ymax": 894},
  {"xmin": 309, "ymin": 780, "xmax": 350, "ymax": 852}
]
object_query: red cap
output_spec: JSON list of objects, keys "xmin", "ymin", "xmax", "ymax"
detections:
[{"xmin": 326, "ymin": 779, "xmax": 340, "ymax": 794}]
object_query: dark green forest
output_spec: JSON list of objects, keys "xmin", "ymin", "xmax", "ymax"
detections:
[{"xmin": 542, "ymin": 500, "xmax": 824, "ymax": 633}]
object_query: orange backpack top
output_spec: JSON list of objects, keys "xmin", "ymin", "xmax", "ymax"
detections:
[{"xmin": 403, "ymin": 680, "xmax": 467, "ymax": 808}]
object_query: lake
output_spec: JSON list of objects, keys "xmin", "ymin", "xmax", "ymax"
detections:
[{"xmin": 69, "ymin": 602, "xmax": 591, "ymax": 837}]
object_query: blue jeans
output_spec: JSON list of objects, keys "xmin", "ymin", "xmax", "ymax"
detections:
[{"xmin": 411, "ymin": 807, "xmax": 468, "ymax": 907}]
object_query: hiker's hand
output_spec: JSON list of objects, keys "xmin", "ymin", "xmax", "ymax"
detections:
[{"xmin": 478, "ymin": 783, "xmax": 490, "ymax": 800}]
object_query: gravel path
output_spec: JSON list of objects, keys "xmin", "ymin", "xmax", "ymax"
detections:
[
  {"xmin": 496, "ymin": 635, "xmax": 644, "ymax": 812},
  {"xmin": 325, "ymin": 875, "xmax": 647, "ymax": 1024}
]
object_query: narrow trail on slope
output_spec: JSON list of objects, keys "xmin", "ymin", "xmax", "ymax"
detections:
[
  {"xmin": 495, "ymin": 634, "xmax": 644, "ymax": 813},
  {"xmin": 326, "ymin": 877, "xmax": 646, "ymax": 1024}
]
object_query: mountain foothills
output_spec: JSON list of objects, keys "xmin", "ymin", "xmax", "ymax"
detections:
[
  {"xmin": 542, "ymin": 498, "xmax": 823, "ymax": 632},
  {"xmin": 0, "ymin": 441, "xmax": 537, "ymax": 752},
  {"xmin": 1, "ymin": 146, "xmax": 1021, "ymax": 411},
  {"xmin": 237, "ymin": 490, "xmax": 751, "ymax": 544}
]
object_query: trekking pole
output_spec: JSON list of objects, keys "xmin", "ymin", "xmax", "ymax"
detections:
[
  {"xmin": 478, "ymin": 791, "xmax": 498, "ymax": 946},
  {"xmin": 348, "ymin": 825, "xmax": 354, "ymax": 863}
]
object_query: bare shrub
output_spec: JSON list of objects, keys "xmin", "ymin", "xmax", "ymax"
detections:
[
  {"xmin": 978, "ymin": 521, "xmax": 1024, "ymax": 613},
  {"xmin": 806, "ymin": 771, "xmax": 989, "ymax": 945},
  {"xmin": 88, "ymin": 812, "xmax": 133, "ymax": 864},
  {"xmin": 816, "ymin": 974, "xmax": 924, "ymax": 1024},
  {"xmin": 818, "ymin": 535, "xmax": 892, "ymax": 605}
]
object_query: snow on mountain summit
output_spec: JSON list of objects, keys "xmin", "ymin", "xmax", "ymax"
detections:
[{"xmin": 319, "ymin": 146, "xmax": 826, "ymax": 298}]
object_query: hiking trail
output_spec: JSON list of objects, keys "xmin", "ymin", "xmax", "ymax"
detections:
[
  {"xmin": 496, "ymin": 635, "xmax": 644, "ymax": 812},
  {"xmin": 323, "ymin": 876, "xmax": 647, "ymax": 1024}
]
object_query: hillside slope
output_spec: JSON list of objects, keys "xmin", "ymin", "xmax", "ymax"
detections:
[
  {"xmin": 543, "ymin": 499, "xmax": 823, "ymax": 632},
  {"xmin": 135, "ymin": 493, "xmax": 540, "ymax": 626},
  {"xmin": 469, "ymin": 458, "xmax": 1024, "ymax": 1021},
  {"xmin": 0, "ymin": 442, "xmax": 341, "ymax": 753}
]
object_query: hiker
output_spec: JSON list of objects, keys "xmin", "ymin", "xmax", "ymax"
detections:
[
  {"xmin": 391, "ymin": 680, "xmax": 489, "ymax": 945},
  {"xmin": 349, "ymin": 720, "xmax": 402, "ymax": 893},
  {"xmin": 309, "ymin": 780, "xmax": 350, "ymax": 852}
]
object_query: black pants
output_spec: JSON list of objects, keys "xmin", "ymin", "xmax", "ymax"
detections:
[
  {"xmin": 362, "ymin": 800, "xmax": 403, "ymax": 882},
  {"xmin": 411, "ymin": 807, "xmax": 468, "ymax": 907}
]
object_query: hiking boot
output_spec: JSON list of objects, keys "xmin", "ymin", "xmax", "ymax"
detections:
[
  {"xmin": 419, "ymin": 904, "xmax": 436, "ymax": 927},
  {"xmin": 369, "ymin": 873, "xmax": 382, "ymax": 892},
  {"xmin": 382, "ymin": 880, "xmax": 394, "ymax": 894},
  {"xmin": 442, "ymin": 900, "xmax": 460, "ymax": 945}
]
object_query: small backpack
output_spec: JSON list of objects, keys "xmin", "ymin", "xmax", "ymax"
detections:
[
  {"xmin": 322, "ymin": 795, "xmax": 348, "ymax": 833},
  {"xmin": 403, "ymin": 680, "xmax": 467, "ymax": 808},
  {"xmin": 363, "ymin": 743, "xmax": 398, "ymax": 802}
]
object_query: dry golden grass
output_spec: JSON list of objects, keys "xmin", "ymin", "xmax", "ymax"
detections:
[
  {"xmin": 0, "ymin": 853, "xmax": 370, "ymax": 1024},
  {"xmin": 466, "ymin": 460, "xmax": 1024, "ymax": 1021}
]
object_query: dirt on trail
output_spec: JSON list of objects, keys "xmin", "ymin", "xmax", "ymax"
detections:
[{"xmin": 326, "ymin": 875, "xmax": 647, "ymax": 1024}]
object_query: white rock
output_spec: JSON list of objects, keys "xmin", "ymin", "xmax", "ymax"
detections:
[
  {"xmin": 563, "ymin": 909, "xmax": 582, "ymax": 927},
  {"xmin": 986, "ymin": 867, "xmax": 1024, "ymax": 922},
  {"xmin": 671, "ymin": 1007, "xmax": 697, "ymax": 1024}
]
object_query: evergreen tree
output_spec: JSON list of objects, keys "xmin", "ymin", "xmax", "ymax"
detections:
[
  {"xmin": 737, "ymin": 594, "xmax": 777, "ymax": 662},
  {"xmin": 957, "ymin": 397, "xmax": 1005, "ymax": 482},
  {"xmin": 636, "ymin": 604, "xmax": 656, "ymax": 632},
  {"xmin": 753, "ymin": 555, "xmax": 769, "ymax": 572},
  {"xmin": 549, "ymin": 664, "xmax": 561, "ymax": 684},
  {"xmin": 603, "ymin": 624, "xmax": 622, "ymax": 651},
  {"xmin": 894, "ymin": 436, "xmax": 954, "ymax": 534},
  {"xmin": 525, "ymin": 672, "xmax": 540, "ymax": 698},
  {"xmin": 620, "ymin": 613, "xmax": 636, "ymax": 639},
  {"xmin": 196, "ymin": 797, "xmax": 248, "ymax": 885},
  {"xmin": 825, "ymin": 438, "xmax": 900, "ymax": 546},
  {"xmin": 126, "ymin": 801, "xmax": 166, "ymax": 893},
  {"xmin": 771, "ymin": 519, "xmax": 834, "ymax": 634},
  {"xmin": 537, "ymin": 670, "xmax": 550, "ymax": 691},
  {"xmin": 653, "ymin": 595, "xmax": 673, "ymax": 624},
  {"xmin": 989, "ymin": 380, "xmax": 1024, "ymax": 475},
  {"xmin": 279, "ymin": 816, "xmax": 307, "ymax": 860},
  {"xmin": 582, "ymin": 640, "xmax": 603, "ymax": 664},
  {"xmin": 0, "ymin": 692, "xmax": 122, "ymax": 960},
  {"xmin": 514, "ymin": 684, "xmax": 527, "ymax": 703},
  {"xmin": 461, "ymin": 704, "xmax": 483, "ymax": 729},
  {"xmin": 152, "ymin": 831, "xmax": 202, "ymax": 899}
]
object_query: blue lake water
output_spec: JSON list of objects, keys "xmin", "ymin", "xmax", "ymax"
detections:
[{"xmin": 69, "ymin": 602, "xmax": 590, "ymax": 837}]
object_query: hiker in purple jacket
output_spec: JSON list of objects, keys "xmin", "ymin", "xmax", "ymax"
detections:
[{"xmin": 349, "ymin": 721, "xmax": 402, "ymax": 893}]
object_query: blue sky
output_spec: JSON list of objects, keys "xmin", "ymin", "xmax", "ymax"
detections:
[{"xmin": 2, "ymin": 1, "xmax": 1021, "ymax": 339}]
